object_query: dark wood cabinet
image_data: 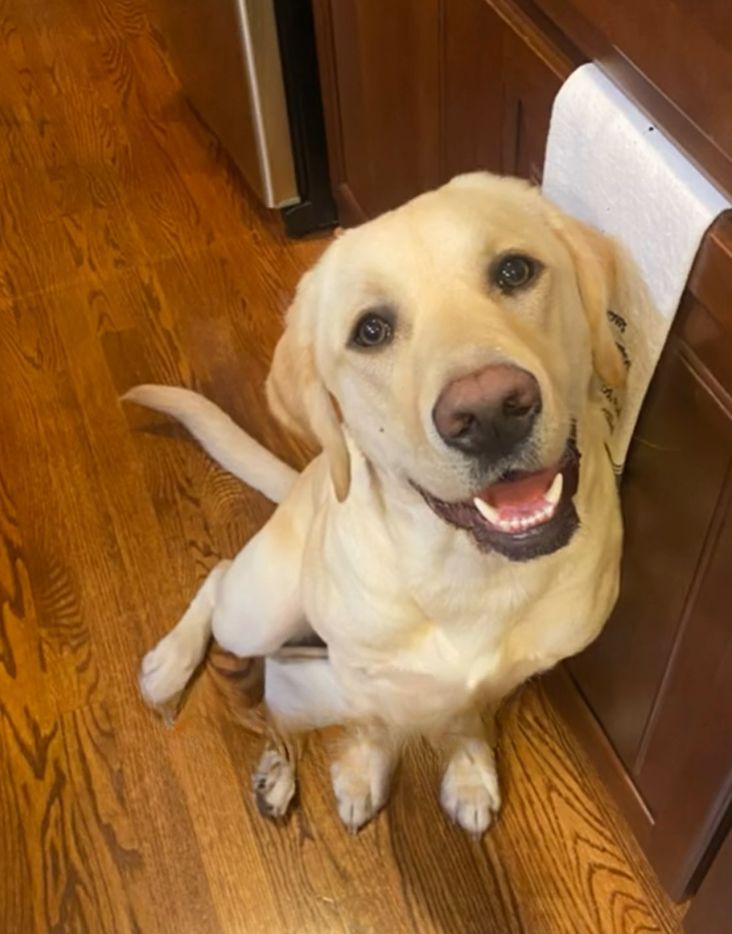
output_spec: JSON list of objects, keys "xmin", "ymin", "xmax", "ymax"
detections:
[
  {"xmin": 312, "ymin": 0, "xmax": 732, "ymax": 910},
  {"xmin": 497, "ymin": 10, "xmax": 569, "ymax": 181},
  {"xmin": 313, "ymin": 0, "xmax": 443, "ymax": 221},
  {"xmin": 532, "ymin": 0, "xmax": 732, "ymax": 197},
  {"xmin": 569, "ymin": 330, "xmax": 731, "ymax": 774},
  {"xmin": 441, "ymin": 0, "xmax": 504, "ymax": 180},
  {"xmin": 686, "ymin": 820, "xmax": 732, "ymax": 934},
  {"xmin": 313, "ymin": 0, "xmax": 576, "ymax": 220},
  {"xmin": 565, "ymin": 301, "xmax": 732, "ymax": 897}
]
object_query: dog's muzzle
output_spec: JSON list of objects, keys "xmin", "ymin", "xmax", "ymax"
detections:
[{"xmin": 418, "ymin": 438, "xmax": 580, "ymax": 562}]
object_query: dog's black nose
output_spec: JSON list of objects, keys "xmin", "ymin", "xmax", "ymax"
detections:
[{"xmin": 432, "ymin": 364, "xmax": 541, "ymax": 460}]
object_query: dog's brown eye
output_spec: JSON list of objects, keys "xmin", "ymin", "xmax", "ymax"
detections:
[
  {"xmin": 493, "ymin": 254, "xmax": 537, "ymax": 292},
  {"xmin": 351, "ymin": 312, "xmax": 394, "ymax": 349}
]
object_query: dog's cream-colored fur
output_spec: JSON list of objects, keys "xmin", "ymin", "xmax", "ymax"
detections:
[{"xmin": 129, "ymin": 173, "xmax": 623, "ymax": 835}]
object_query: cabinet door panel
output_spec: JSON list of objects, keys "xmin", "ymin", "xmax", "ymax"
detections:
[
  {"xmin": 686, "ymin": 820, "xmax": 732, "ymax": 934},
  {"xmin": 568, "ymin": 338, "xmax": 732, "ymax": 771},
  {"xmin": 314, "ymin": 0, "xmax": 577, "ymax": 224},
  {"xmin": 637, "ymin": 476, "xmax": 732, "ymax": 895},
  {"xmin": 324, "ymin": 0, "xmax": 441, "ymax": 219},
  {"xmin": 500, "ymin": 28, "xmax": 564, "ymax": 182},
  {"xmin": 442, "ymin": 0, "xmax": 504, "ymax": 179}
]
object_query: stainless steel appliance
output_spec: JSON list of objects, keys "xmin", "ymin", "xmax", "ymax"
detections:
[{"xmin": 155, "ymin": 0, "xmax": 335, "ymax": 235}]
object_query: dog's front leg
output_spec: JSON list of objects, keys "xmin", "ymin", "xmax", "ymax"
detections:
[
  {"xmin": 140, "ymin": 559, "xmax": 232, "ymax": 722},
  {"xmin": 330, "ymin": 720, "xmax": 397, "ymax": 833},
  {"xmin": 433, "ymin": 710, "xmax": 501, "ymax": 838}
]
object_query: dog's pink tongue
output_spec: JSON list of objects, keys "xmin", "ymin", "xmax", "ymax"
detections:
[{"xmin": 478, "ymin": 467, "xmax": 555, "ymax": 510}]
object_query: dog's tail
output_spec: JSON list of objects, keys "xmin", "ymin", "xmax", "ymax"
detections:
[{"xmin": 123, "ymin": 384, "xmax": 299, "ymax": 504}]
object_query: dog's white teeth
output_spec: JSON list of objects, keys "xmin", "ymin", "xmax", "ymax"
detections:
[
  {"xmin": 473, "ymin": 498, "xmax": 500, "ymax": 525},
  {"xmin": 475, "ymin": 492, "xmax": 561, "ymax": 534},
  {"xmin": 545, "ymin": 472, "xmax": 563, "ymax": 506}
]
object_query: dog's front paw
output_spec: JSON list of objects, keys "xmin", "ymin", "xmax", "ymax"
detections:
[
  {"xmin": 139, "ymin": 633, "xmax": 201, "ymax": 721},
  {"xmin": 440, "ymin": 740, "xmax": 501, "ymax": 838},
  {"xmin": 253, "ymin": 747, "xmax": 296, "ymax": 820},
  {"xmin": 331, "ymin": 741, "xmax": 392, "ymax": 833}
]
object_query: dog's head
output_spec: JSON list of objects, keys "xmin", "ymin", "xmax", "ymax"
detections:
[{"xmin": 267, "ymin": 173, "xmax": 624, "ymax": 561}]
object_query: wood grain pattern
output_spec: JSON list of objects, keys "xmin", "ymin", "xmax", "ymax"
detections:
[
  {"xmin": 311, "ymin": 0, "xmax": 444, "ymax": 223},
  {"xmin": 0, "ymin": 0, "xmax": 685, "ymax": 930},
  {"xmin": 685, "ymin": 819, "xmax": 732, "ymax": 934}
]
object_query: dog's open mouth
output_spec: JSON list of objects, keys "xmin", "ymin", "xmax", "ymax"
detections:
[{"xmin": 418, "ymin": 439, "xmax": 580, "ymax": 562}]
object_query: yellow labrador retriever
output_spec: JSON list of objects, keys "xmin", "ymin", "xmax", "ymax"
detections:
[{"xmin": 127, "ymin": 172, "xmax": 624, "ymax": 836}]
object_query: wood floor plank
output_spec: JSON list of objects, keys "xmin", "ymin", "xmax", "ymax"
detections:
[
  {"xmin": 0, "ymin": 460, "xmax": 150, "ymax": 933},
  {"xmin": 0, "ymin": 727, "xmax": 35, "ymax": 932},
  {"xmin": 29, "ymin": 278, "xmax": 321, "ymax": 933},
  {"xmin": 0, "ymin": 0, "xmax": 687, "ymax": 930},
  {"xmin": 0, "ymin": 290, "xmax": 226, "ymax": 933}
]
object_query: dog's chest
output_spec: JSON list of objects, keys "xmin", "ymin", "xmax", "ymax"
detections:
[
  {"xmin": 323, "ymin": 614, "xmax": 519, "ymax": 728},
  {"xmin": 303, "ymin": 523, "xmax": 544, "ymax": 722},
  {"xmin": 299, "ymin": 479, "xmax": 613, "ymax": 726}
]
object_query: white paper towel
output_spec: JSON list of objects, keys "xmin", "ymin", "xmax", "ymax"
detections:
[{"xmin": 542, "ymin": 63, "xmax": 730, "ymax": 471}]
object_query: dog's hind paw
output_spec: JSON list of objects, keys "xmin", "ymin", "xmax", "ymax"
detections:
[
  {"xmin": 253, "ymin": 747, "xmax": 296, "ymax": 820},
  {"xmin": 440, "ymin": 740, "xmax": 501, "ymax": 838}
]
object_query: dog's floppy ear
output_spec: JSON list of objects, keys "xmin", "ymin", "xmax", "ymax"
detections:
[
  {"xmin": 547, "ymin": 208, "xmax": 626, "ymax": 389},
  {"xmin": 266, "ymin": 270, "xmax": 351, "ymax": 501}
]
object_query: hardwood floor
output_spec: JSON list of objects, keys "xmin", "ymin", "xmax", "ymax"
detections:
[{"xmin": 0, "ymin": 1, "xmax": 686, "ymax": 931}]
